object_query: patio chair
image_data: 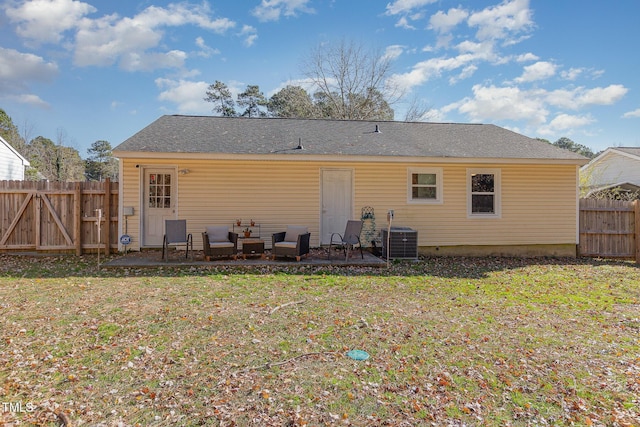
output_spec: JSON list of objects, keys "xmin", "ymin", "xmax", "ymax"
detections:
[
  {"xmin": 202, "ymin": 226, "xmax": 238, "ymax": 261},
  {"xmin": 272, "ymin": 226, "xmax": 311, "ymax": 261},
  {"xmin": 162, "ymin": 219, "xmax": 193, "ymax": 262},
  {"xmin": 329, "ymin": 220, "xmax": 364, "ymax": 260}
]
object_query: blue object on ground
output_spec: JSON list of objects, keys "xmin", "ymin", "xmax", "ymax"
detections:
[{"xmin": 346, "ymin": 349, "xmax": 370, "ymax": 361}]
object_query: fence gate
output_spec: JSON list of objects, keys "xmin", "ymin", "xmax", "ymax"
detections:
[
  {"xmin": 579, "ymin": 198, "xmax": 640, "ymax": 263},
  {"xmin": 0, "ymin": 180, "xmax": 117, "ymax": 255}
]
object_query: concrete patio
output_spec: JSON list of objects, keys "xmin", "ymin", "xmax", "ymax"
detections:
[{"xmin": 102, "ymin": 247, "xmax": 387, "ymax": 268}]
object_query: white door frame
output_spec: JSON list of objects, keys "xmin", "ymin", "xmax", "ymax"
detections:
[
  {"xmin": 141, "ymin": 166, "xmax": 177, "ymax": 247},
  {"xmin": 320, "ymin": 168, "xmax": 354, "ymax": 245}
]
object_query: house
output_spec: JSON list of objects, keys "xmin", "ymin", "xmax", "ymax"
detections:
[
  {"xmin": 113, "ymin": 115, "xmax": 588, "ymax": 256},
  {"xmin": 0, "ymin": 135, "xmax": 29, "ymax": 180},
  {"xmin": 580, "ymin": 147, "xmax": 640, "ymax": 198}
]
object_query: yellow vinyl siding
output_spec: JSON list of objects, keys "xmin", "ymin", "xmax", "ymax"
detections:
[
  {"xmin": 119, "ymin": 157, "xmax": 579, "ymax": 253},
  {"xmin": 120, "ymin": 161, "xmax": 141, "ymax": 249}
]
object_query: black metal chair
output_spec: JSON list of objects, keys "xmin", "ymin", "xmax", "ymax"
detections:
[
  {"xmin": 162, "ymin": 219, "xmax": 193, "ymax": 262},
  {"xmin": 329, "ymin": 220, "xmax": 363, "ymax": 260}
]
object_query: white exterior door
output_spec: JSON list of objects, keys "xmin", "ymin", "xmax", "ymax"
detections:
[
  {"xmin": 321, "ymin": 169, "xmax": 353, "ymax": 245},
  {"xmin": 143, "ymin": 168, "xmax": 176, "ymax": 246}
]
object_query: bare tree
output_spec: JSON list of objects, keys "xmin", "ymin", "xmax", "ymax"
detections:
[
  {"xmin": 402, "ymin": 97, "xmax": 433, "ymax": 122},
  {"xmin": 301, "ymin": 40, "xmax": 399, "ymax": 120}
]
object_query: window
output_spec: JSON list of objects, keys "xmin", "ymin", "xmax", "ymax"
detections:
[
  {"xmin": 467, "ymin": 168, "xmax": 500, "ymax": 217},
  {"xmin": 148, "ymin": 173, "xmax": 172, "ymax": 209},
  {"xmin": 408, "ymin": 168, "xmax": 443, "ymax": 204}
]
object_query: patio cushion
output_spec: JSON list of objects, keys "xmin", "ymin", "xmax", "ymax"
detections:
[
  {"xmin": 274, "ymin": 241, "xmax": 298, "ymax": 249},
  {"xmin": 206, "ymin": 226, "xmax": 230, "ymax": 242},
  {"xmin": 284, "ymin": 225, "xmax": 308, "ymax": 242},
  {"xmin": 208, "ymin": 241, "xmax": 234, "ymax": 248}
]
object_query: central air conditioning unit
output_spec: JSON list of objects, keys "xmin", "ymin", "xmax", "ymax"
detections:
[{"xmin": 382, "ymin": 227, "xmax": 418, "ymax": 259}]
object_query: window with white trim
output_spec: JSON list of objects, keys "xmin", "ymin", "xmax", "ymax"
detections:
[
  {"xmin": 408, "ymin": 168, "xmax": 443, "ymax": 204},
  {"xmin": 467, "ymin": 168, "xmax": 501, "ymax": 217}
]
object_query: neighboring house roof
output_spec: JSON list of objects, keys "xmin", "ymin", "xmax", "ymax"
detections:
[
  {"xmin": 613, "ymin": 147, "xmax": 640, "ymax": 158},
  {"xmin": 114, "ymin": 115, "xmax": 588, "ymax": 163}
]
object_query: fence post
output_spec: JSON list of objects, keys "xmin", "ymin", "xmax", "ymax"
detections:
[
  {"xmin": 104, "ymin": 178, "xmax": 111, "ymax": 256},
  {"xmin": 75, "ymin": 182, "xmax": 82, "ymax": 256},
  {"xmin": 635, "ymin": 199, "xmax": 640, "ymax": 264}
]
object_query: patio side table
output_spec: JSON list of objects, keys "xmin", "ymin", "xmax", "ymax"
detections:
[{"xmin": 241, "ymin": 239, "xmax": 265, "ymax": 259}]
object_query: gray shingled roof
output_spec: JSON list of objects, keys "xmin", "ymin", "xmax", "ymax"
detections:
[
  {"xmin": 114, "ymin": 115, "xmax": 587, "ymax": 161},
  {"xmin": 614, "ymin": 147, "xmax": 640, "ymax": 158}
]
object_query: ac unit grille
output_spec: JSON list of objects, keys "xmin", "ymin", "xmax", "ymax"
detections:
[{"xmin": 382, "ymin": 227, "xmax": 418, "ymax": 259}]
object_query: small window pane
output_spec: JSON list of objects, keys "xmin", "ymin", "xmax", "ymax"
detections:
[
  {"xmin": 472, "ymin": 174, "xmax": 494, "ymax": 193},
  {"xmin": 413, "ymin": 187, "xmax": 437, "ymax": 199},
  {"xmin": 413, "ymin": 173, "xmax": 436, "ymax": 185},
  {"xmin": 472, "ymin": 195, "xmax": 495, "ymax": 213},
  {"xmin": 164, "ymin": 198, "xmax": 171, "ymax": 208}
]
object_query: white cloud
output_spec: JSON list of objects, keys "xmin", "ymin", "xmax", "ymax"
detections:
[
  {"xmin": 388, "ymin": 54, "xmax": 477, "ymax": 92},
  {"xmin": 546, "ymin": 85, "xmax": 628, "ymax": 110},
  {"xmin": 385, "ymin": 0, "xmax": 437, "ymax": 16},
  {"xmin": 252, "ymin": 0, "xmax": 315, "ymax": 22},
  {"xmin": 539, "ymin": 113, "xmax": 594, "ymax": 135},
  {"xmin": 467, "ymin": 0, "xmax": 533, "ymax": 42},
  {"xmin": 73, "ymin": 3, "xmax": 235, "ymax": 69},
  {"xmin": 515, "ymin": 52, "xmax": 539, "ymax": 62},
  {"xmin": 389, "ymin": 44, "xmax": 497, "ymax": 92},
  {"xmin": 560, "ymin": 67, "xmax": 584, "ymax": 81},
  {"xmin": 576, "ymin": 85, "xmax": 627, "ymax": 106},
  {"xmin": 3, "ymin": 93, "xmax": 50, "ymax": 108},
  {"xmin": 239, "ymin": 25, "xmax": 258, "ymax": 47},
  {"xmin": 449, "ymin": 65, "xmax": 477, "ymax": 84},
  {"xmin": 622, "ymin": 108, "xmax": 640, "ymax": 118},
  {"xmin": 195, "ymin": 37, "xmax": 220, "ymax": 58},
  {"xmin": 120, "ymin": 50, "xmax": 188, "ymax": 72},
  {"xmin": 456, "ymin": 84, "xmax": 548, "ymax": 124},
  {"xmin": 0, "ymin": 47, "xmax": 58, "ymax": 93},
  {"xmin": 155, "ymin": 78, "xmax": 210, "ymax": 114},
  {"xmin": 5, "ymin": 0, "xmax": 96, "ymax": 44},
  {"xmin": 395, "ymin": 16, "xmax": 415, "ymax": 29},
  {"xmin": 455, "ymin": 40, "xmax": 496, "ymax": 60},
  {"xmin": 429, "ymin": 8, "xmax": 469, "ymax": 33},
  {"xmin": 383, "ymin": 45, "xmax": 405, "ymax": 61},
  {"xmin": 515, "ymin": 61, "xmax": 556, "ymax": 83}
]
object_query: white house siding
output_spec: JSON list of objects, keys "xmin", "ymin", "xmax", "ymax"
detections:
[
  {"xmin": 119, "ymin": 157, "xmax": 579, "ymax": 255},
  {"xmin": 582, "ymin": 150, "xmax": 640, "ymax": 187},
  {"xmin": 0, "ymin": 137, "xmax": 28, "ymax": 180}
]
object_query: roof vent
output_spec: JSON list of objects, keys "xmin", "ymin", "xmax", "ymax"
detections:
[{"xmin": 374, "ymin": 125, "xmax": 381, "ymax": 133}]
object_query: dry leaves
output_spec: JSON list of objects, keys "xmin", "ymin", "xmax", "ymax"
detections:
[{"xmin": 0, "ymin": 254, "xmax": 638, "ymax": 425}]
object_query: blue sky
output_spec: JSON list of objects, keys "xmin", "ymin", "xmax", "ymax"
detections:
[{"xmin": 1, "ymin": 0, "xmax": 639, "ymax": 157}]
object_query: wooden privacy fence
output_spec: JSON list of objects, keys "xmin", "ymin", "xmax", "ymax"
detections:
[
  {"xmin": 0, "ymin": 180, "xmax": 118, "ymax": 255},
  {"xmin": 579, "ymin": 198, "xmax": 640, "ymax": 263}
]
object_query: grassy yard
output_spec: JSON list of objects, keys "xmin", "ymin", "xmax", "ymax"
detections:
[{"xmin": 0, "ymin": 255, "xmax": 638, "ymax": 426}]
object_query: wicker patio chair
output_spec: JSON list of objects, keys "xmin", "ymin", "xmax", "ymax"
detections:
[
  {"xmin": 272, "ymin": 226, "xmax": 311, "ymax": 261},
  {"xmin": 162, "ymin": 219, "xmax": 193, "ymax": 262},
  {"xmin": 202, "ymin": 226, "xmax": 238, "ymax": 261},
  {"xmin": 329, "ymin": 220, "xmax": 364, "ymax": 260}
]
